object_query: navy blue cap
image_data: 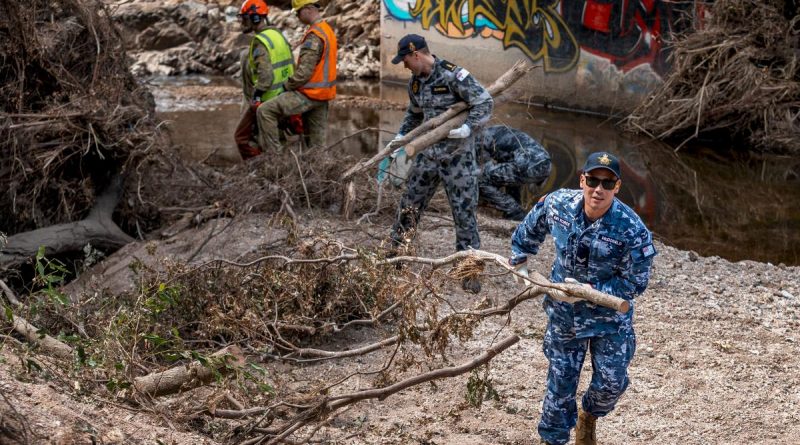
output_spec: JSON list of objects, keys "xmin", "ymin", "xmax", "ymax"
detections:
[
  {"xmin": 582, "ymin": 152, "xmax": 621, "ymax": 179},
  {"xmin": 391, "ymin": 34, "xmax": 427, "ymax": 64}
]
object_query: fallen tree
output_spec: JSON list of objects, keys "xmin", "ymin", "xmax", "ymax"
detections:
[
  {"xmin": 0, "ymin": 178, "xmax": 133, "ymax": 271},
  {"xmin": 0, "ymin": 0, "xmax": 165, "ymax": 271}
]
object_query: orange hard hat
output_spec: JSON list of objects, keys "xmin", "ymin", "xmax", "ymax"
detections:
[{"xmin": 239, "ymin": 0, "xmax": 270, "ymax": 17}]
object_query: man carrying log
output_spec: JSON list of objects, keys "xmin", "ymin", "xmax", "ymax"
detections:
[
  {"xmin": 508, "ymin": 152, "xmax": 657, "ymax": 445},
  {"xmin": 478, "ymin": 125, "xmax": 552, "ymax": 221},
  {"xmin": 387, "ymin": 34, "xmax": 493, "ymax": 294}
]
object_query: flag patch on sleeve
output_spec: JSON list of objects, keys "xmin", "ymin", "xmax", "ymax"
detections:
[{"xmin": 641, "ymin": 244, "xmax": 656, "ymax": 258}]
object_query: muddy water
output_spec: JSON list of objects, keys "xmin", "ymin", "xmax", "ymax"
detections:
[{"xmin": 154, "ymin": 77, "xmax": 800, "ymax": 266}]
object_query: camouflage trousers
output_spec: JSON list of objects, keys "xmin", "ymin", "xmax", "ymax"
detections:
[
  {"xmin": 391, "ymin": 143, "xmax": 480, "ymax": 252},
  {"xmin": 538, "ymin": 324, "xmax": 635, "ymax": 445},
  {"xmin": 480, "ymin": 157, "xmax": 551, "ymax": 218},
  {"xmin": 256, "ymin": 91, "xmax": 328, "ymax": 151}
]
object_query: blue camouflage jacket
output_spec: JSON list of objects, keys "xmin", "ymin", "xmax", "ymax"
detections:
[{"xmin": 511, "ymin": 189, "xmax": 656, "ymax": 338}]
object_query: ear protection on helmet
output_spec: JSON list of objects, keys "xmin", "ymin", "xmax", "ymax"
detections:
[{"xmin": 239, "ymin": 0, "xmax": 269, "ymax": 23}]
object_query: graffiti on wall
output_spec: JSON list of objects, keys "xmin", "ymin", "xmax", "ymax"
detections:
[{"xmin": 384, "ymin": 0, "xmax": 704, "ymax": 75}]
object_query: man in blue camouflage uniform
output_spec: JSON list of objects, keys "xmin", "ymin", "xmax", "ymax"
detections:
[
  {"xmin": 388, "ymin": 34, "xmax": 493, "ymax": 293},
  {"xmin": 509, "ymin": 152, "xmax": 656, "ymax": 445},
  {"xmin": 478, "ymin": 125, "xmax": 552, "ymax": 220}
]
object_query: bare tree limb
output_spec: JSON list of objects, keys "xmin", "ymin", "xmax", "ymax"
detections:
[
  {"xmin": 3, "ymin": 313, "xmax": 74, "ymax": 360},
  {"xmin": 260, "ymin": 335, "xmax": 519, "ymax": 444}
]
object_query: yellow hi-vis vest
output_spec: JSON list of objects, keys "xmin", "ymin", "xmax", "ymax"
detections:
[{"xmin": 249, "ymin": 28, "xmax": 294, "ymax": 101}]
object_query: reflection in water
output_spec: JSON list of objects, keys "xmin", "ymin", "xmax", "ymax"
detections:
[
  {"xmin": 158, "ymin": 78, "xmax": 800, "ymax": 265},
  {"xmin": 158, "ymin": 79, "xmax": 381, "ymax": 165}
]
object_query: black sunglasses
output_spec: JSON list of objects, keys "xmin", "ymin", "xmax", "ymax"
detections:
[{"xmin": 584, "ymin": 175, "xmax": 618, "ymax": 190}]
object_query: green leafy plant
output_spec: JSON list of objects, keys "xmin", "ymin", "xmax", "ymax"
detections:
[
  {"xmin": 465, "ymin": 368, "xmax": 500, "ymax": 408},
  {"xmin": 33, "ymin": 246, "xmax": 70, "ymax": 306},
  {"xmin": 143, "ymin": 283, "xmax": 181, "ymax": 315}
]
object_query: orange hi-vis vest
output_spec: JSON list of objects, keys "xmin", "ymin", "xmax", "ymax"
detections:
[{"xmin": 298, "ymin": 21, "xmax": 337, "ymax": 101}]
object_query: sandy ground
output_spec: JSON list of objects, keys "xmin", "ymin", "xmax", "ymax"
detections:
[{"xmin": 2, "ymin": 210, "xmax": 798, "ymax": 444}]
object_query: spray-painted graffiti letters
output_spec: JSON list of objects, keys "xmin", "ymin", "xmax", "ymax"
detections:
[
  {"xmin": 385, "ymin": 0, "xmax": 704, "ymax": 74},
  {"xmin": 405, "ymin": 0, "xmax": 580, "ymax": 72}
]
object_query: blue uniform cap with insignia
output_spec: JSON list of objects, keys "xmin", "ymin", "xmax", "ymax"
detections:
[
  {"xmin": 392, "ymin": 34, "xmax": 427, "ymax": 64},
  {"xmin": 582, "ymin": 152, "xmax": 622, "ymax": 179}
]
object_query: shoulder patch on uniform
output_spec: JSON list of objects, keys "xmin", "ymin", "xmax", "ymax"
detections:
[
  {"xmin": 641, "ymin": 244, "xmax": 656, "ymax": 258},
  {"xmin": 455, "ymin": 68, "xmax": 470, "ymax": 81},
  {"xmin": 441, "ymin": 60, "xmax": 457, "ymax": 71}
]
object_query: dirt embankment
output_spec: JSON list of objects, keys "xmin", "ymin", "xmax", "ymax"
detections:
[{"xmin": 109, "ymin": 0, "xmax": 379, "ymax": 79}]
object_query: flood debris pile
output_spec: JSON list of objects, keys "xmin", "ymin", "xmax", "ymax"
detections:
[
  {"xmin": 0, "ymin": 0, "xmax": 164, "ymax": 235},
  {"xmin": 625, "ymin": 0, "xmax": 800, "ymax": 153},
  {"xmin": 5, "ymin": 226, "xmax": 524, "ymax": 444},
  {"xmin": 131, "ymin": 142, "xmax": 407, "ymax": 240}
]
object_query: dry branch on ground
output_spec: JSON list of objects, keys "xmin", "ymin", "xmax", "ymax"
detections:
[{"xmin": 5, "ymin": 229, "xmax": 606, "ymax": 444}]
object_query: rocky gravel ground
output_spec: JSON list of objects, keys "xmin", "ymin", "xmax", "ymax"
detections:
[
  {"xmin": 290, "ymin": 216, "xmax": 800, "ymax": 445},
  {"xmin": 2, "ymin": 212, "xmax": 797, "ymax": 444}
]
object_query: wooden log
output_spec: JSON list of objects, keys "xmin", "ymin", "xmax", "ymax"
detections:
[
  {"xmin": 133, "ymin": 345, "xmax": 245, "ymax": 398},
  {"xmin": 339, "ymin": 60, "xmax": 533, "ymax": 182},
  {"xmin": 404, "ymin": 91, "xmax": 513, "ymax": 156},
  {"xmin": 6, "ymin": 314, "xmax": 74, "ymax": 360},
  {"xmin": 0, "ymin": 177, "xmax": 133, "ymax": 271}
]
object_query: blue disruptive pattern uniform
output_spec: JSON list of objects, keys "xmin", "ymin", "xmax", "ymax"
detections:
[
  {"xmin": 511, "ymin": 189, "xmax": 656, "ymax": 445},
  {"xmin": 478, "ymin": 126, "xmax": 552, "ymax": 218},
  {"xmin": 391, "ymin": 58, "xmax": 493, "ymax": 251}
]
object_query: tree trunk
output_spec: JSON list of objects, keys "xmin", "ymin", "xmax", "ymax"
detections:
[{"xmin": 0, "ymin": 177, "xmax": 133, "ymax": 271}]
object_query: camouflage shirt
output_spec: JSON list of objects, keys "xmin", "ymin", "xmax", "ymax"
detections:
[
  {"xmin": 285, "ymin": 20, "xmax": 325, "ymax": 92},
  {"xmin": 511, "ymin": 189, "xmax": 657, "ymax": 338},
  {"xmin": 478, "ymin": 125, "xmax": 550, "ymax": 164},
  {"xmin": 478, "ymin": 125, "xmax": 551, "ymax": 180},
  {"xmin": 398, "ymin": 57, "xmax": 493, "ymax": 152}
]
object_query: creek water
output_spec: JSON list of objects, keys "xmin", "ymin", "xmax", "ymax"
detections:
[{"xmin": 154, "ymin": 76, "xmax": 800, "ymax": 266}]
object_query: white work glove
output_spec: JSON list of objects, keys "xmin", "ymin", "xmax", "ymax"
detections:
[
  {"xmin": 507, "ymin": 254, "xmax": 531, "ymax": 286},
  {"xmin": 513, "ymin": 263, "xmax": 531, "ymax": 286},
  {"xmin": 384, "ymin": 133, "xmax": 404, "ymax": 151},
  {"xmin": 447, "ymin": 123, "xmax": 471, "ymax": 139}
]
